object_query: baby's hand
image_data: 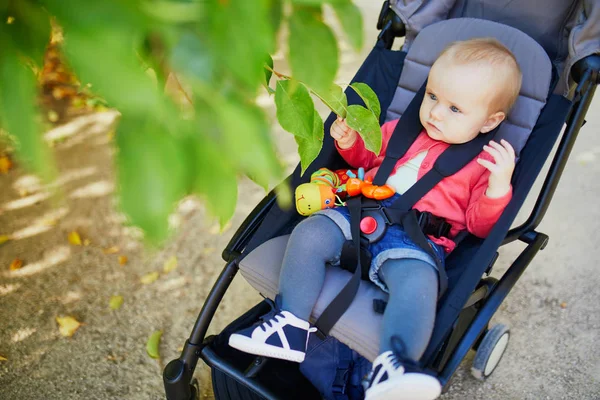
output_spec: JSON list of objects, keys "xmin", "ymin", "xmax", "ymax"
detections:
[
  {"xmin": 477, "ymin": 139, "xmax": 516, "ymax": 198},
  {"xmin": 331, "ymin": 117, "xmax": 358, "ymax": 149}
]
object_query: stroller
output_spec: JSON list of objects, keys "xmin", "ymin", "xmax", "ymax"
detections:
[{"xmin": 164, "ymin": 1, "xmax": 600, "ymax": 399}]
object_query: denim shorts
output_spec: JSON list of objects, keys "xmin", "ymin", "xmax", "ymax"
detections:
[{"xmin": 315, "ymin": 195, "xmax": 446, "ymax": 292}]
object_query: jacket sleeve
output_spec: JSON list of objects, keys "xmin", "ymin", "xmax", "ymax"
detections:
[
  {"xmin": 465, "ymin": 159, "xmax": 513, "ymax": 238},
  {"xmin": 335, "ymin": 119, "xmax": 398, "ymax": 170}
]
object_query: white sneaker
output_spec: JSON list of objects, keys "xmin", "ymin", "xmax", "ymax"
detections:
[
  {"xmin": 365, "ymin": 351, "xmax": 442, "ymax": 400},
  {"xmin": 228, "ymin": 310, "xmax": 316, "ymax": 363}
]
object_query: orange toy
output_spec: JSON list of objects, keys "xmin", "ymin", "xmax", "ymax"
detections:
[{"xmin": 346, "ymin": 177, "xmax": 395, "ymax": 200}]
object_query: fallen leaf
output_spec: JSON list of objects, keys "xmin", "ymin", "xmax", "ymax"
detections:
[
  {"xmin": 0, "ymin": 355, "xmax": 7, "ymax": 361},
  {"xmin": 146, "ymin": 330, "xmax": 162, "ymax": 359},
  {"xmin": 0, "ymin": 155, "xmax": 12, "ymax": 174},
  {"xmin": 163, "ymin": 256, "xmax": 178, "ymax": 273},
  {"xmin": 0, "ymin": 235, "xmax": 11, "ymax": 245},
  {"xmin": 9, "ymin": 258, "xmax": 23, "ymax": 271},
  {"xmin": 118, "ymin": 255, "xmax": 128, "ymax": 266},
  {"xmin": 109, "ymin": 295, "xmax": 124, "ymax": 310},
  {"xmin": 103, "ymin": 246, "xmax": 119, "ymax": 254},
  {"xmin": 68, "ymin": 231, "xmax": 82, "ymax": 245},
  {"xmin": 56, "ymin": 316, "xmax": 82, "ymax": 337},
  {"xmin": 560, "ymin": 302, "xmax": 567, "ymax": 309},
  {"xmin": 140, "ymin": 271, "xmax": 159, "ymax": 284},
  {"xmin": 83, "ymin": 239, "xmax": 91, "ymax": 246},
  {"xmin": 47, "ymin": 110, "xmax": 59, "ymax": 122}
]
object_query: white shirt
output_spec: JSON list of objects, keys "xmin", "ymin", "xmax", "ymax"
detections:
[{"xmin": 385, "ymin": 151, "xmax": 428, "ymax": 194}]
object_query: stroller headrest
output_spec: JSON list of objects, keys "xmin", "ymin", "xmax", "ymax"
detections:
[{"xmin": 386, "ymin": 18, "xmax": 552, "ymax": 156}]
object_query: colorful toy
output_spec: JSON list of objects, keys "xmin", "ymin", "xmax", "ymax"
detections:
[{"xmin": 295, "ymin": 168, "xmax": 396, "ymax": 216}]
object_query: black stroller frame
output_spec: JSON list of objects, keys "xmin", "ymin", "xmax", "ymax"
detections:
[{"xmin": 163, "ymin": 6, "xmax": 600, "ymax": 400}]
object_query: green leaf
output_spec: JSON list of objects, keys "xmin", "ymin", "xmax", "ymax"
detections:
[
  {"xmin": 109, "ymin": 295, "xmax": 124, "ymax": 310},
  {"xmin": 187, "ymin": 134, "xmax": 238, "ymax": 227},
  {"xmin": 316, "ymin": 84, "xmax": 348, "ymax": 118},
  {"xmin": 0, "ymin": 34, "xmax": 54, "ymax": 181},
  {"xmin": 116, "ymin": 116, "xmax": 188, "ymax": 244},
  {"xmin": 170, "ymin": 31, "xmax": 214, "ymax": 84},
  {"xmin": 268, "ymin": 0, "xmax": 283, "ymax": 34},
  {"xmin": 289, "ymin": 7, "xmax": 338, "ymax": 93},
  {"xmin": 264, "ymin": 54, "xmax": 274, "ymax": 88},
  {"xmin": 345, "ymin": 105, "xmax": 382, "ymax": 155},
  {"xmin": 205, "ymin": 0, "xmax": 275, "ymax": 90},
  {"xmin": 3, "ymin": 1, "xmax": 51, "ymax": 66},
  {"xmin": 275, "ymin": 80, "xmax": 315, "ymax": 139},
  {"xmin": 45, "ymin": 0, "xmax": 161, "ymax": 114},
  {"xmin": 146, "ymin": 330, "xmax": 162, "ymax": 359},
  {"xmin": 350, "ymin": 83, "xmax": 381, "ymax": 120},
  {"xmin": 296, "ymin": 110, "xmax": 324, "ymax": 175},
  {"xmin": 291, "ymin": 0, "xmax": 345, "ymax": 4},
  {"xmin": 331, "ymin": 0, "xmax": 363, "ymax": 52},
  {"xmin": 216, "ymin": 98, "xmax": 282, "ymax": 190}
]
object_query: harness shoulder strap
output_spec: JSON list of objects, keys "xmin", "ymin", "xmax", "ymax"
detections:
[{"xmin": 372, "ymin": 82, "xmax": 428, "ymax": 186}]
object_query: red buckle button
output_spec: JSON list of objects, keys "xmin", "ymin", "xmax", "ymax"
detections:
[{"xmin": 360, "ymin": 216, "xmax": 377, "ymax": 234}]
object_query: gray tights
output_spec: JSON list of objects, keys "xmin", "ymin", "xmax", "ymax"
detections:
[{"xmin": 278, "ymin": 215, "xmax": 438, "ymax": 360}]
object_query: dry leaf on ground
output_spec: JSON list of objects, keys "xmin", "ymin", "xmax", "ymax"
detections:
[
  {"xmin": 146, "ymin": 330, "xmax": 162, "ymax": 359},
  {"xmin": 163, "ymin": 256, "xmax": 178, "ymax": 273},
  {"xmin": 68, "ymin": 231, "xmax": 82, "ymax": 245},
  {"xmin": 0, "ymin": 235, "xmax": 11, "ymax": 246},
  {"xmin": 118, "ymin": 255, "xmax": 128, "ymax": 265},
  {"xmin": 56, "ymin": 316, "xmax": 82, "ymax": 337},
  {"xmin": 109, "ymin": 295, "xmax": 124, "ymax": 310},
  {"xmin": 103, "ymin": 246, "xmax": 119, "ymax": 254},
  {"xmin": 9, "ymin": 258, "xmax": 23, "ymax": 271},
  {"xmin": 140, "ymin": 272, "xmax": 159, "ymax": 284},
  {"xmin": 0, "ymin": 355, "xmax": 7, "ymax": 361},
  {"xmin": 0, "ymin": 155, "xmax": 12, "ymax": 174}
]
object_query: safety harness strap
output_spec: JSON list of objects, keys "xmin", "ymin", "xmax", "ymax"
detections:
[{"xmin": 314, "ymin": 196, "xmax": 363, "ymax": 336}]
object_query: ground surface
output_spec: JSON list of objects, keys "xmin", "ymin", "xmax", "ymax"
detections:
[{"xmin": 1, "ymin": 2, "xmax": 600, "ymax": 399}]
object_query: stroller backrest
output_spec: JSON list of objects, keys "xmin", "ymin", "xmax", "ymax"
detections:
[
  {"xmin": 390, "ymin": 0, "xmax": 600, "ymax": 95},
  {"xmin": 385, "ymin": 18, "xmax": 552, "ymax": 157}
]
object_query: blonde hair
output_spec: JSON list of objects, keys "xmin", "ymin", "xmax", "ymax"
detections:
[{"xmin": 436, "ymin": 38, "xmax": 522, "ymax": 114}]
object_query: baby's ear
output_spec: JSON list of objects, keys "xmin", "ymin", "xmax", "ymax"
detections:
[{"xmin": 481, "ymin": 111, "xmax": 506, "ymax": 133}]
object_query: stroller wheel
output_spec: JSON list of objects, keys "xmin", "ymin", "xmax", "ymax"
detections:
[{"xmin": 470, "ymin": 324, "xmax": 510, "ymax": 381}]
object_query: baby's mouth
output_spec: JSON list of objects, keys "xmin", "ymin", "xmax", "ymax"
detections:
[{"xmin": 427, "ymin": 122, "xmax": 441, "ymax": 133}]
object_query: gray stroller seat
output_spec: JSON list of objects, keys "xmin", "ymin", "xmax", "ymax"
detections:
[{"xmin": 239, "ymin": 17, "xmax": 552, "ymax": 362}]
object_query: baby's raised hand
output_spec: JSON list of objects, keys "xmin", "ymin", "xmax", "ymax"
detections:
[
  {"xmin": 477, "ymin": 139, "xmax": 516, "ymax": 198},
  {"xmin": 331, "ymin": 117, "xmax": 358, "ymax": 149}
]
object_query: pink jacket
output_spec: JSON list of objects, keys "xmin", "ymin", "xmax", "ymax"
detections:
[{"xmin": 336, "ymin": 119, "xmax": 512, "ymax": 253}]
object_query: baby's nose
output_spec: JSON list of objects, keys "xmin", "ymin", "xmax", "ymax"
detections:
[{"xmin": 430, "ymin": 105, "xmax": 444, "ymax": 120}]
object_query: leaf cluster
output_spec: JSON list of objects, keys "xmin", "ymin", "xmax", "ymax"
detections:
[{"xmin": 0, "ymin": 0, "xmax": 382, "ymax": 244}]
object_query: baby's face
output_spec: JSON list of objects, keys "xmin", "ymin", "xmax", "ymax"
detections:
[{"xmin": 419, "ymin": 58, "xmax": 504, "ymax": 144}]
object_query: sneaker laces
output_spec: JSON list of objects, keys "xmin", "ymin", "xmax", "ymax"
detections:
[{"xmin": 258, "ymin": 312, "xmax": 284, "ymax": 332}]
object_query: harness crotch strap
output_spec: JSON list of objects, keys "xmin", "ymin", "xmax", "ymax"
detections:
[{"xmin": 315, "ymin": 81, "xmax": 499, "ymax": 336}]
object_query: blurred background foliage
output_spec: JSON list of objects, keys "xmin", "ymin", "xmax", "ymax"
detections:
[{"xmin": 0, "ymin": 0, "xmax": 366, "ymax": 243}]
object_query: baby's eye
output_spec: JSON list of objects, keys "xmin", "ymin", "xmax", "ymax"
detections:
[
  {"xmin": 428, "ymin": 93, "xmax": 437, "ymax": 101},
  {"xmin": 450, "ymin": 105, "xmax": 460, "ymax": 113}
]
